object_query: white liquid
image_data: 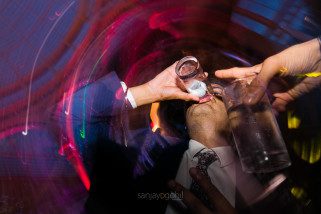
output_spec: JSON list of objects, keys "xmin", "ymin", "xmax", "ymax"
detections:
[{"xmin": 187, "ymin": 80, "xmax": 207, "ymax": 97}]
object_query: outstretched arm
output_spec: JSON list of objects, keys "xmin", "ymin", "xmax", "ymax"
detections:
[{"xmin": 215, "ymin": 38, "xmax": 321, "ymax": 111}]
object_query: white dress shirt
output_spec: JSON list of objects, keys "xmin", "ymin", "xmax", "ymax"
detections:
[
  {"xmin": 165, "ymin": 140, "xmax": 287, "ymax": 214},
  {"xmin": 166, "ymin": 139, "xmax": 237, "ymax": 214},
  {"xmin": 120, "ymin": 81, "xmax": 137, "ymax": 108}
]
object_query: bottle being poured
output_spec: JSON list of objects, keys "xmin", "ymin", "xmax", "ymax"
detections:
[{"xmin": 175, "ymin": 56, "xmax": 216, "ymax": 102}]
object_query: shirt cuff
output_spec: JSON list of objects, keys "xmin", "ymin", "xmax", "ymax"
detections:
[{"xmin": 120, "ymin": 81, "xmax": 137, "ymax": 108}]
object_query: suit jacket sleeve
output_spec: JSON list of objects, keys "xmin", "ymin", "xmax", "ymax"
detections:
[
  {"xmin": 53, "ymin": 71, "xmax": 127, "ymax": 166},
  {"xmin": 66, "ymin": 71, "xmax": 126, "ymax": 122}
]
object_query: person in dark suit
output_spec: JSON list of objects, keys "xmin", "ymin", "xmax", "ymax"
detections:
[{"xmin": 53, "ymin": 62, "xmax": 199, "ymax": 213}]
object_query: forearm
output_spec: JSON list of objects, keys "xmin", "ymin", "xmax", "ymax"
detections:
[
  {"xmin": 309, "ymin": 37, "xmax": 321, "ymax": 70},
  {"xmin": 292, "ymin": 37, "xmax": 321, "ymax": 73},
  {"xmin": 265, "ymin": 38, "xmax": 320, "ymax": 75},
  {"xmin": 317, "ymin": 36, "xmax": 321, "ymax": 68},
  {"xmin": 129, "ymin": 82, "xmax": 160, "ymax": 107}
]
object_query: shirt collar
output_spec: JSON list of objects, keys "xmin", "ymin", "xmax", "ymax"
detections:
[{"xmin": 188, "ymin": 139, "xmax": 235, "ymax": 167}]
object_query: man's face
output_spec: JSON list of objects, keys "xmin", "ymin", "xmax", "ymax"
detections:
[{"xmin": 186, "ymin": 95, "xmax": 229, "ymax": 134}]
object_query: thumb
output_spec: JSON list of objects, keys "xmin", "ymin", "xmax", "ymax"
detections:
[
  {"xmin": 271, "ymin": 76, "xmax": 321, "ymax": 111},
  {"xmin": 287, "ymin": 76, "xmax": 321, "ymax": 98},
  {"xmin": 272, "ymin": 93, "xmax": 293, "ymax": 112},
  {"xmin": 244, "ymin": 57, "xmax": 281, "ymax": 105},
  {"xmin": 176, "ymin": 91, "xmax": 200, "ymax": 102}
]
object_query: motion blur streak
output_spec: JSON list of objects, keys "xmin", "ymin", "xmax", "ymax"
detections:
[
  {"xmin": 1, "ymin": 0, "xmax": 321, "ymax": 212},
  {"xmin": 287, "ymin": 111, "xmax": 301, "ymax": 129},
  {"xmin": 150, "ymin": 102, "xmax": 160, "ymax": 132}
]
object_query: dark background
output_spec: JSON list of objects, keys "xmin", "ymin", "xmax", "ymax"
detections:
[{"xmin": 0, "ymin": 0, "xmax": 321, "ymax": 213}]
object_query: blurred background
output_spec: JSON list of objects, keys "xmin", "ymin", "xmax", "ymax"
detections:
[{"xmin": 0, "ymin": 0, "xmax": 321, "ymax": 213}]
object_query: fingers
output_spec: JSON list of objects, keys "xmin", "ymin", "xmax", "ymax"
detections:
[
  {"xmin": 215, "ymin": 57, "xmax": 282, "ymax": 105},
  {"xmin": 243, "ymin": 77, "xmax": 267, "ymax": 105},
  {"xmin": 168, "ymin": 180, "xmax": 212, "ymax": 214},
  {"xmin": 214, "ymin": 63, "xmax": 269, "ymax": 105},
  {"xmin": 272, "ymin": 95, "xmax": 291, "ymax": 112},
  {"xmin": 171, "ymin": 61, "xmax": 179, "ymax": 67},
  {"xmin": 244, "ymin": 57, "xmax": 281, "ymax": 105},
  {"xmin": 175, "ymin": 91, "xmax": 200, "ymax": 102},
  {"xmin": 286, "ymin": 76, "xmax": 321, "ymax": 99},
  {"xmin": 271, "ymin": 76, "xmax": 321, "ymax": 111},
  {"xmin": 166, "ymin": 61, "xmax": 179, "ymax": 76},
  {"xmin": 189, "ymin": 168, "xmax": 237, "ymax": 214},
  {"xmin": 215, "ymin": 64, "xmax": 261, "ymax": 79}
]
